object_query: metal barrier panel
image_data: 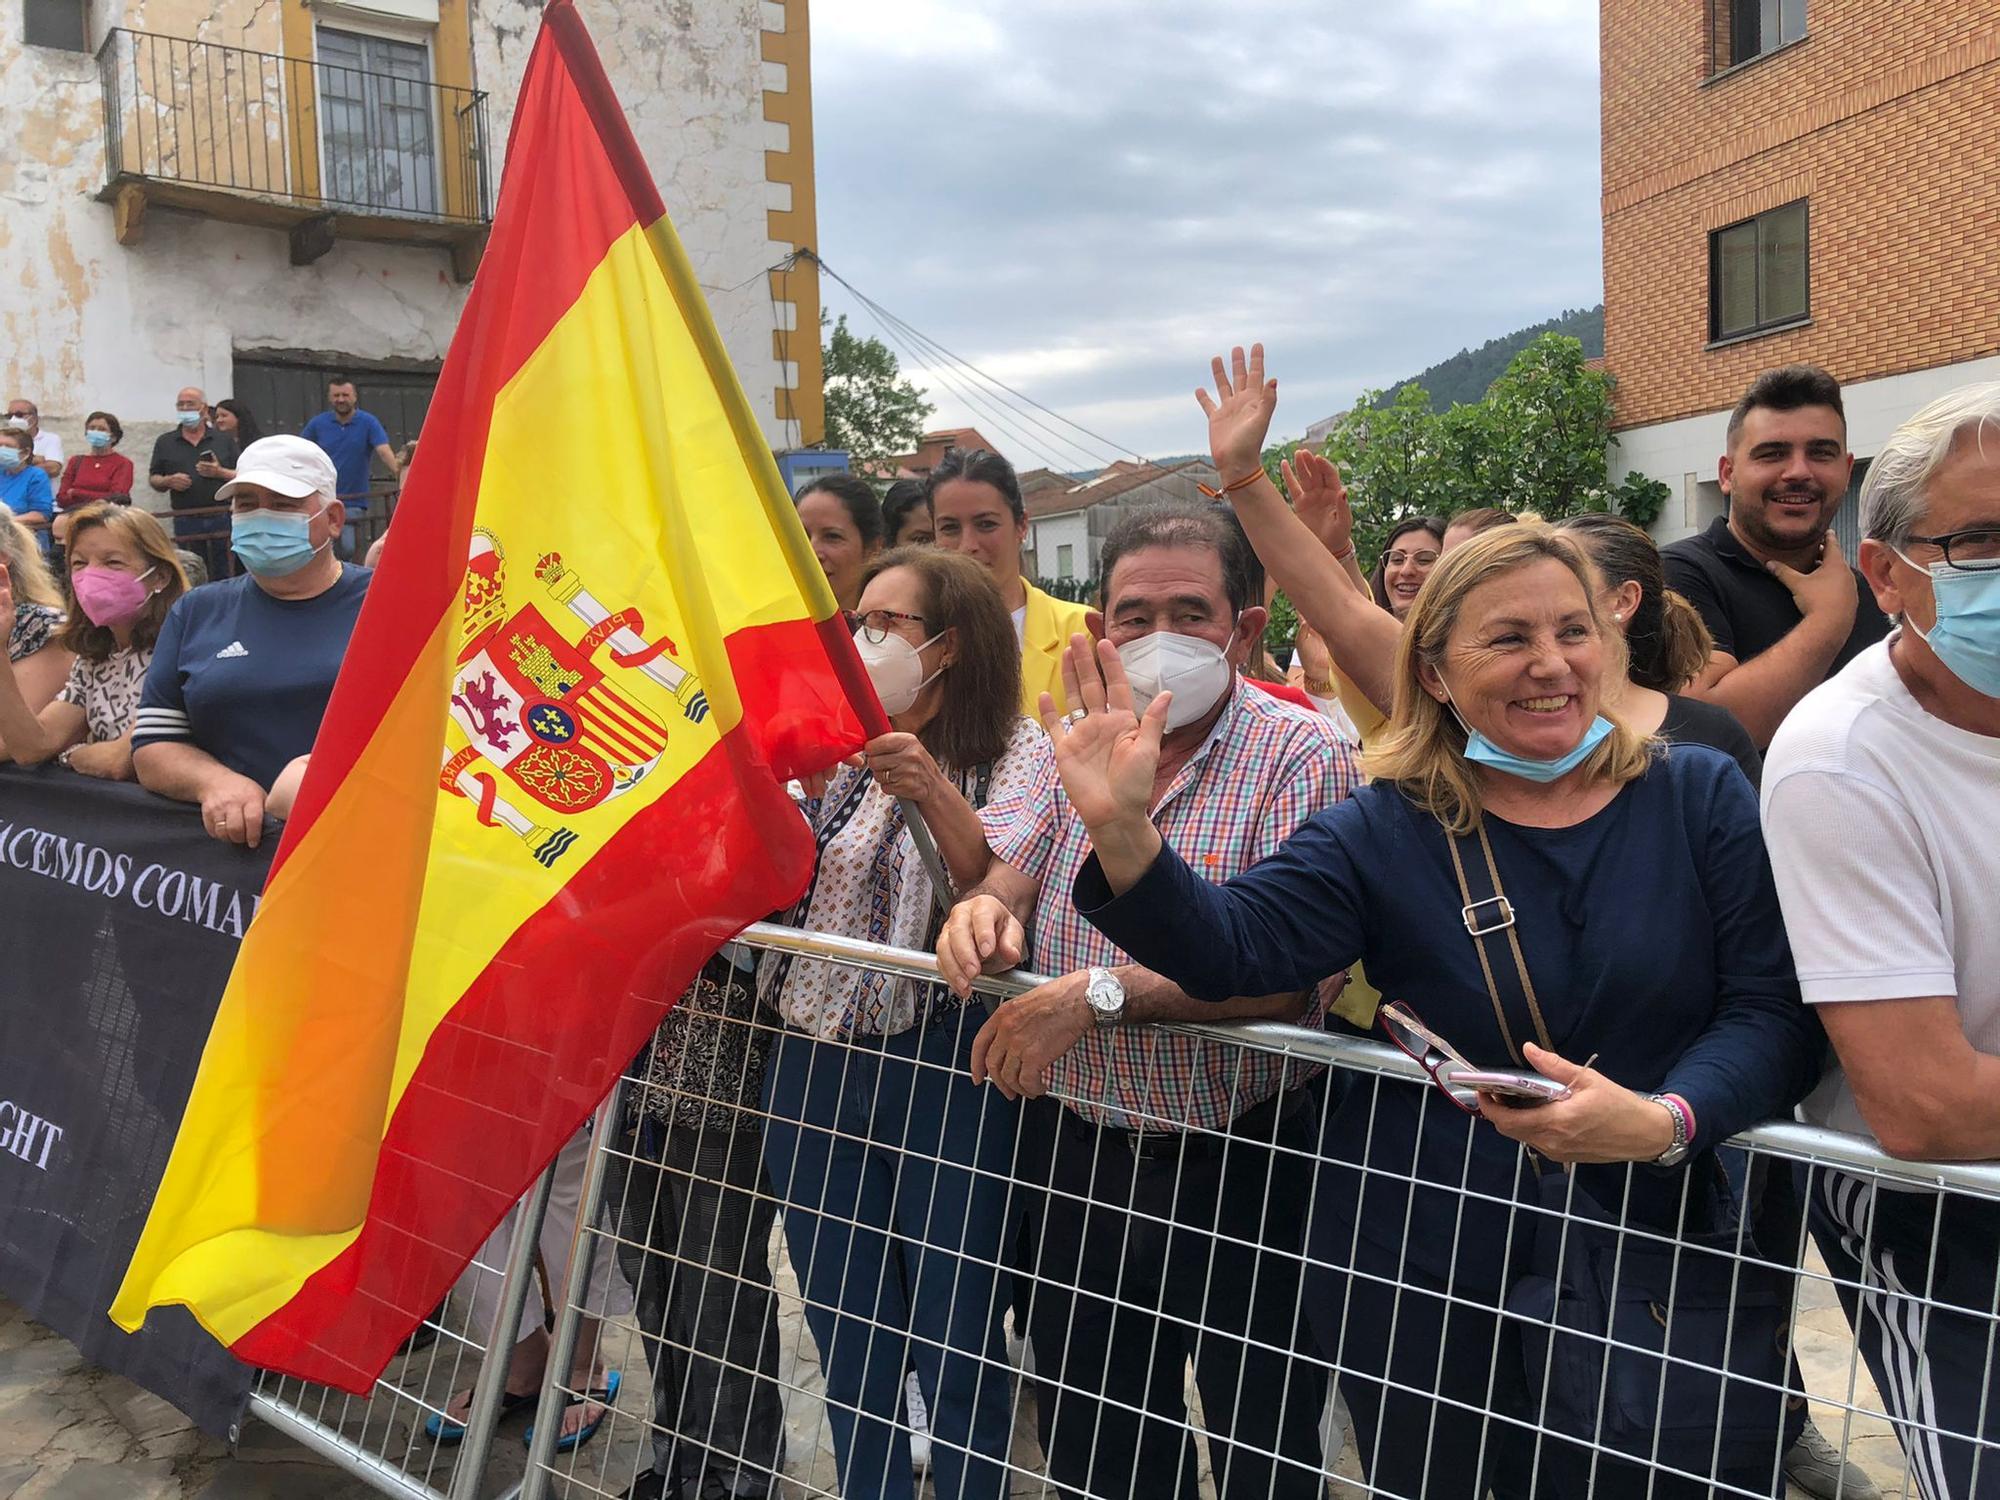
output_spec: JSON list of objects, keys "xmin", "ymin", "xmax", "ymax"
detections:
[
  {"xmin": 245, "ymin": 1162, "xmax": 557, "ymax": 1500},
  {"xmin": 497, "ymin": 925, "xmax": 2000, "ymax": 1500}
]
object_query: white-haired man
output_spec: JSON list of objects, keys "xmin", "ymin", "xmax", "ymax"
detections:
[
  {"xmin": 1762, "ymin": 383, "xmax": 2000, "ymax": 1497},
  {"xmin": 134, "ymin": 436, "xmax": 370, "ymax": 845}
]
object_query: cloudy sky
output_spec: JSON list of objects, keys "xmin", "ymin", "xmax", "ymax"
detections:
[{"xmin": 811, "ymin": 0, "xmax": 1603, "ymax": 466}]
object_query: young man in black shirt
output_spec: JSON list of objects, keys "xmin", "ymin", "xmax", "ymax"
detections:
[{"xmin": 1664, "ymin": 365, "xmax": 1890, "ymax": 748}]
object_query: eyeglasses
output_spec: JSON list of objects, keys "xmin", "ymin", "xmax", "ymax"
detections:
[
  {"xmin": 853, "ymin": 608, "xmax": 927, "ymax": 643},
  {"xmin": 1384, "ymin": 549, "xmax": 1440, "ymax": 569},
  {"xmin": 1904, "ymin": 527, "xmax": 2000, "ymax": 573},
  {"xmin": 1378, "ymin": 1001, "xmax": 1485, "ymax": 1114}
]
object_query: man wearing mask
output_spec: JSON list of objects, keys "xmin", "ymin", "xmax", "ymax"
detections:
[
  {"xmin": 935, "ymin": 501, "xmax": 1358, "ymax": 1500},
  {"xmin": 1664, "ymin": 365, "xmax": 1890, "ymax": 748},
  {"xmin": 5, "ymin": 397, "xmax": 65, "ymax": 478},
  {"xmin": 133, "ymin": 436, "xmax": 370, "ymax": 845},
  {"xmin": 1762, "ymin": 384, "xmax": 2000, "ymax": 1499},
  {"xmin": 148, "ymin": 387, "xmax": 240, "ymax": 577}
]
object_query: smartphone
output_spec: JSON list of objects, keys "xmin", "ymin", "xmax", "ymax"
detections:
[
  {"xmin": 1442, "ymin": 1067, "xmax": 1572, "ymax": 1108},
  {"xmin": 198, "ymin": 450, "xmax": 216, "ymax": 464}
]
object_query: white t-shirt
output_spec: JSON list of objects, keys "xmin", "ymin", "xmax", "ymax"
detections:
[
  {"xmin": 1761, "ymin": 639, "xmax": 2000, "ymax": 1140},
  {"xmin": 1011, "ymin": 603, "xmax": 1026, "ymax": 644},
  {"xmin": 33, "ymin": 430, "xmax": 63, "ymax": 465}
]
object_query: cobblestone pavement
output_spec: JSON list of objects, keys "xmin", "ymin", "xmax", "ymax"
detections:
[{"xmin": 0, "ymin": 1237, "xmax": 1922, "ymax": 1499}]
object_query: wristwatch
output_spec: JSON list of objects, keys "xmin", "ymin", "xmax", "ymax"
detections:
[
  {"xmin": 1084, "ymin": 966, "xmax": 1126, "ymax": 1029},
  {"xmin": 1649, "ymin": 1093, "xmax": 1693, "ymax": 1166}
]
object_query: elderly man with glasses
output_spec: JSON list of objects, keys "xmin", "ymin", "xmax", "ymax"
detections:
[
  {"xmin": 4, "ymin": 397, "xmax": 65, "ymax": 478},
  {"xmin": 1762, "ymin": 383, "xmax": 2000, "ymax": 1499}
]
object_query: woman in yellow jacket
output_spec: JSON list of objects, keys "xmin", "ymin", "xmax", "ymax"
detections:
[{"xmin": 927, "ymin": 446, "xmax": 1095, "ymax": 715}]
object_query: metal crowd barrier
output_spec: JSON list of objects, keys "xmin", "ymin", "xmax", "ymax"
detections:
[
  {"xmin": 235, "ymin": 923, "xmax": 2000, "ymax": 1499},
  {"xmin": 245, "ymin": 1163, "xmax": 558, "ymax": 1500},
  {"xmin": 476, "ymin": 923, "xmax": 2000, "ymax": 1500}
]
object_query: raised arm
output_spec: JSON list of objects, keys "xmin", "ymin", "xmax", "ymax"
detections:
[
  {"xmin": 0, "ymin": 570, "xmax": 85, "ymax": 763},
  {"xmin": 1199, "ymin": 345, "xmax": 1404, "ymax": 714},
  {"xmin": 1037, "ymin": 631, "xmax": 1367, "ymax": 999}
]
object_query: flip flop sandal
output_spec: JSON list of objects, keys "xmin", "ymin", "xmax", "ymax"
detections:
[
  {"xmin": 424, "ymin": 1388, "xmax": 536, "ymax": 1444},
  {"xmin": 524, "ymin": 1369, "xmax": 621, "ymax": 1455}
]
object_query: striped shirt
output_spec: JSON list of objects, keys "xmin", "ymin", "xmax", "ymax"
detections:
[
  {"xmin": 134, "ymin": 568, "xmax": 370, "ymax": 789},
  {"xmin": 990, "ymin": 678, "xmax": 1361, "ymax": 1131}
]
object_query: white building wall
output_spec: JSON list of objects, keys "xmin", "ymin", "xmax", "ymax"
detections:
[
  {"xmin": 1619, "ymin": 354, "xmax": 2000, "ymax": 545},
  {"xmin": 0, "ymin": 0, "xmax": 788, "ymax": 458},
  {"xmin": 1027, "ymin": 511, "xmax": 1091, "ymax": 583}
]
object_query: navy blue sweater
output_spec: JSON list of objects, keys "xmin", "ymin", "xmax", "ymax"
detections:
[{"xmin": 1075, "ymin": 743, "xmax": 1824, "ymax": 1292}]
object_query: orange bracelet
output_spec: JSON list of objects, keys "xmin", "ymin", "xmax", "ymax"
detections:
[{"xmin": 1196, "ymin": 469, "xmax": 1266, "ymax": 500}]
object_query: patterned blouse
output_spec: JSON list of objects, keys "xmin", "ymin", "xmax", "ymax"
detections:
[
  {"xmin": 631, "ymin": 945, "xmax": 774, "ymax": 1131},
  {"xmin": 759, "ymin": 716, "xmax": 1052, "ymax": 1041},
  {"xmin": 8, "ymin": 602, "xmax": 61, "ymax": 663},
  {"xmin": 57, "ymin": 646, "xmax": 153, "ymax": 744}
]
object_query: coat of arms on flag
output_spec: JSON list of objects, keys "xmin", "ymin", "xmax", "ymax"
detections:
[{"xmin": 444, "ymin": 530, "xmax": 711, "ymax": 865}]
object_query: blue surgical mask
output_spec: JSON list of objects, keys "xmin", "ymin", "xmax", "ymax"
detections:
[
  {"xmin": 231, "ymin": 508, "xmax": 326, "ymax": 577},
  {"xmin": 1897, "ymin": 552, "xmax": 2000, "ymax": 698},
  {"xmin": 177, "ymin": 409, "xmax": 204, "ymax": 427},
  {"xmin": 1443, "ymin": 683, "xmax": 1616, "ymax": 783},
  {"xmin": 0, "ymin": 448, "xmax": 23, "ymax": 472},
  {"xmin": 87, "ymin": 429, "xmax": 113, "ymax": 449}
]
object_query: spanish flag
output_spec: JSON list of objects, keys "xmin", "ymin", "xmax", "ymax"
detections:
[{"xmin": 110, "ymin": 0, "xmax": 870, "ymax": 1391}]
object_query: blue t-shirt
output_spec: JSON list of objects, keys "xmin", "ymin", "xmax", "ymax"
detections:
[
  {"xmin": 1, "ymin": 465, "xmax": 56, "ymax": 552},
  {"xmin": 300, "ymin": 409, "xmax": 391, "ymax": 506},
  {"xmin": 134, "ymin": 566, "xmax": 372, "ymax": 789}
]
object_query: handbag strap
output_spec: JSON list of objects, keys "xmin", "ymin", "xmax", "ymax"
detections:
[{"xmin": 1445, "ymin": 821, "xmax": 1555, "ymax": 1067}]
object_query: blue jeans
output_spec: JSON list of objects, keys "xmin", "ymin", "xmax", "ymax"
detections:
[{"xmin": 761, "ymin": 1008, "xmax": 1018, "ymax": 1500}]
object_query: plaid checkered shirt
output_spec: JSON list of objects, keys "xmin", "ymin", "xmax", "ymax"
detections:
[{"xmin": 989, "ymin": 680, "xmax": 1361, "ymax": 1132}]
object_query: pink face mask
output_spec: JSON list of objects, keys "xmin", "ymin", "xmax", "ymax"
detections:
[{"xmin": 72, "ymin": 565, "xmax": 156, "ymax": 628}]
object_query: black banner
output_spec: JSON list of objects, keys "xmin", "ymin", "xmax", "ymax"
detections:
[{"xmin": 0, "ymin": 765, "xmax": 269, "ymax": 1438}]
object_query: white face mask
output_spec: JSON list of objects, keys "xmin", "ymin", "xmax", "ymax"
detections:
[
  {"xmin": 854, "ymin": 628, "xmax": 946, "ymax": 716},
  {"xmin": 1116, "ymin": 630, "xmax": 1234, "ymax": 731}
]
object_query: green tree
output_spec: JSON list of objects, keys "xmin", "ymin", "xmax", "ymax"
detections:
[
  {"xmin": 820, "ymin": 312, "xmax": 933, "ymax": 469},
  {"xmin": 1477, "ymin": 333, "xmax": 1618, "ymax": 518},
  {"xmin": 1317, "ymin": 381, "xmax": 1453, "ymax": 565},
  {"xmin": 1296, "ymin": 334, "xmax": 1652, "ymax": 573}
]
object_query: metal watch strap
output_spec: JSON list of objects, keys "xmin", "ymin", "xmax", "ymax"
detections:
[
  {"xmin": 1649, "ymin": 1092, "xmax": 1692, "ymax": 1164},
  {"xmin": 1086, "ymin": 966, "xmax": 1125, "ymax": 1028}
]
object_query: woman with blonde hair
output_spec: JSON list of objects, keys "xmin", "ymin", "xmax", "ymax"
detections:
[
  {"xmin": 1050, "ymin": 346, "xmax": 1824, "ymax": 1500},
  {"xmin": 0, "ymin": 509, "xmax": 71, "ymax": 718},
  {"xmin": 0, "ymin": 504, "xmax": 187, "ymax": 776}
]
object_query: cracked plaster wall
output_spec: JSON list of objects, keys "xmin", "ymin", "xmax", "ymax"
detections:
[{"xmin": 2, "ymin": 0, "xmax": 791, "ymax": 456}]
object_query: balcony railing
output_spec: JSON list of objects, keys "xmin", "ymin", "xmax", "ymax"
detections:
[{"xmin": 96, "ymin": 28, "xmax": 490, "ymax": 257}]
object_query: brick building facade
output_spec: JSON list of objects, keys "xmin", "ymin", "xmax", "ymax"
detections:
[{"xmin": 1600, "ymin": 3, "xmax": 2000, "ymax": 543}]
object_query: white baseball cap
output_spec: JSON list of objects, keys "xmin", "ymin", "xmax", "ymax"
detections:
[{"xmin": 217, "ymin": 435, "xmax": 339, "ymax": 502}]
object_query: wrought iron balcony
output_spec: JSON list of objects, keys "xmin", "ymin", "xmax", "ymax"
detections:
[{"xmin": 95, "ymin": 28, "xmax": 491, "ymax": 279}]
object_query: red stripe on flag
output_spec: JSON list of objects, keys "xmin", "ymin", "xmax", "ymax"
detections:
[
  {"xmin": 230, "ymin": 730, "xmax": 809, "ymax": 1388},
  {"xmin": 226, "ymin": 615, "xmax": 855, "ymax": 1389}
]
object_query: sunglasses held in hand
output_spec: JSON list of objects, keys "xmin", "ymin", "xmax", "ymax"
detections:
[{"xmin": 1377, "ymin": 1001, "xmax": 1571, "ymax": 1111}]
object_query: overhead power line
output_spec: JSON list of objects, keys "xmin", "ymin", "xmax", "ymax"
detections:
[{"xmin": 801, "ymin": 249, "xmax": 1147, "ymax": 473}]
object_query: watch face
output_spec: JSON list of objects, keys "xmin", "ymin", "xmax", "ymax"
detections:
[{"xmin": 1086, "ymin": 973, "xmax": 1121, "ymax": 1013}]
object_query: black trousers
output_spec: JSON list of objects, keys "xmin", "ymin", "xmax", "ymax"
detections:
[
  {"xmin": 1307, "ymin": 1246, "xmax": 1785, "ymax": 1500},
  {"xmin": 1811, "ymin": 1168, "xmax": 2000, "ymax": 1499},
  {"xmin": 605, "ymin": 1112, "xmax": 787, "ymax": 1497},
  {"xmin": 1018, "ymin": 1090, "xmax": 1326, "ymax": 1500}
]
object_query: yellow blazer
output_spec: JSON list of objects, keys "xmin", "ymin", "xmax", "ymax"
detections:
[{"xmin": 1019, "ymin": 582, "xmax": 1096, "ymax": 716}]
